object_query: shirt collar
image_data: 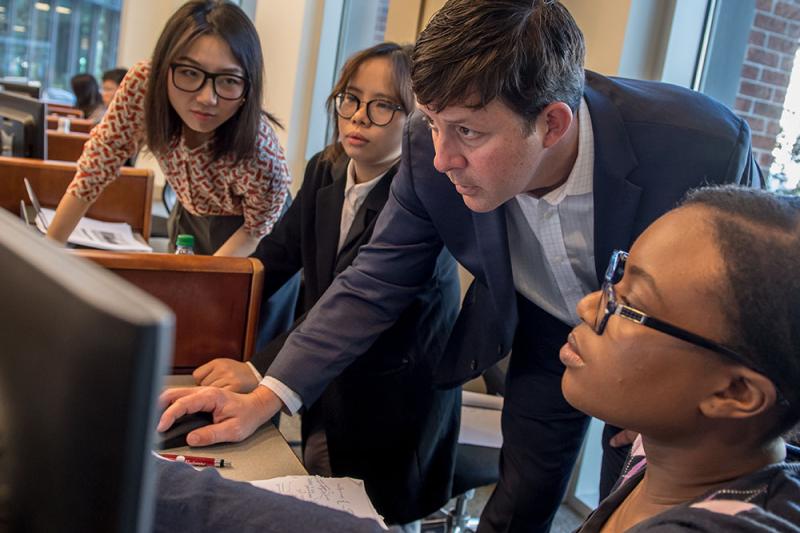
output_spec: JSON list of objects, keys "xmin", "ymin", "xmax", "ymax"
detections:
[{"xmin": 344, "ymin": 159, "xmax": 389, "ymax": 200}]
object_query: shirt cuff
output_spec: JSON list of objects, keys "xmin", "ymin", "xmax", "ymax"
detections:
[
  {"xmin": 246, "ymin": 361, "xmax": 262, "ymax": 381},
  {"xmin": 260, "ymin": 376, "xmax": 303, "ymax": 415}
]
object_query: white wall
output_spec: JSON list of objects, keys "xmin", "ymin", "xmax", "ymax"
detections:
[
  {"xmin": 253, "ymin": 1, "xmax": 322, "ymax": 194},
  {"xmin": 117, "ymin": 0, "xmax": 184, "ymax": 69}
]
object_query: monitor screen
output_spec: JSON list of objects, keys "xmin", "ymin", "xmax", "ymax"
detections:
[
  {"xmin": 0, "ymin": 208, "xmax": 174, "ymax": 533},
  {"xmin": 0, "ymin": 80, "xmax": 42, "ymax": 100},
  {"xmin": 0, "ymin": 90, "xmax": 47, "ymax": 159}
]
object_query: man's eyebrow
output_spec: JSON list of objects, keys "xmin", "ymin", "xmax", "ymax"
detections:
[
  {"xmin": 175, "ymin": 57, "xmax": 244, "ymax": 75},
  {"xmin": 627, "ymin": 264, "xmax": 665, "ymax": 303}
]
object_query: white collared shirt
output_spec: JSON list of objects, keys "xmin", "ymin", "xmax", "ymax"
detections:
[
  {"xmin": 337, "ymin": 160, "xmax": 386, "ymax": 253},
  {"xmin": 505, "ymin": 98, "xmax": 598, "ymax": 326}
]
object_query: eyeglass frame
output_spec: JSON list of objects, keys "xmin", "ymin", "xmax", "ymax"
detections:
[
  {"xmin": 594, "ymin": 249, "xmax": 790, "ymax": 409},
  {"xmin": 169, "ymin": 63, "xmax": 249, "ymax": 101},
  {"xmin": 334, "ymin": 92, "xmax": 404, "ymax": 126},
  {"xmin": 595, "ymin": 250, "xmax": 772, "ymax": 371}
]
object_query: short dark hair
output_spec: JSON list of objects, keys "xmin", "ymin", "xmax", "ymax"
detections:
[
  {"xmin": 322, "ymin": 42, "xmax": 413, "ymax": 163},
  {"xmin": 70, "ymin": 73, "xmax": 103, "ymax": 118},
  {"xmin": 145, "ymin": 0, "xmax": 277, "ymax": 163},
  {"xmin": 412, "ymin": 0, "xmax": 585, "ymax": 125},
  {"xmin": 682, "ymin": 186, "xmax": 800, "ymax": 438},
  {"xmin": 102, "ymin": 68, "xmax": 128, "ymax": 85}
]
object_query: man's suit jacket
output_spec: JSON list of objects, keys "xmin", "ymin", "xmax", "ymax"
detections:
[
  {"xmin": 250, "ymin": 153, "xmax": 461, "ymax": 524},
  {"xmin": 268, "ymin": 70, "xmax": 761, "ymax": 418}
]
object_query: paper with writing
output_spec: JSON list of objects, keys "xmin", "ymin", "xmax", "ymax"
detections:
[{"xmin": 251, "ymin": 475, "xmax": 387, "ymax": 529}]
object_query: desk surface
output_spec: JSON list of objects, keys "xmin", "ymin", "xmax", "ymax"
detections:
[{"xmin": 163, "ymin": 375, "xmax": 306, "ymax": 482}]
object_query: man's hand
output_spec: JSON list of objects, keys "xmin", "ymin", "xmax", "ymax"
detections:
[
  {"xmin": 158, "ymin": 385, "xmax": 283, "ymax": 446},
  {"xmin": 193, "ymin": 358, "xmax": 260, "ymax": 393},
  {"xmin": 609, "ymin": 429, "xmax": 639, "ymax": 448}
]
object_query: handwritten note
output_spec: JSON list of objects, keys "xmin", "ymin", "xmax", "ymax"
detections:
[{"xmin": 251, "ymin": 475, "xmax": 387, "ymax": 529}]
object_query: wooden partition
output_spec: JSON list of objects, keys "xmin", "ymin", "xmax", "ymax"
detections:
[
  {"xmin": 74, "ymin": 250, "xmax": 264, "ymax": 374},
  {"xmin": 47, "ymin": 115, "xmax": 94, "ymax": 133},
  {"xmin": 47, "ymin": 130, "xmax": 90, "ymax": 162},
  {"xmin": 0, "ymin": 156, "xmax": 153, "ymax": 239},
  {"xmin": 47, "ymin": 103, "xmax": 83, "ymax": 118}
]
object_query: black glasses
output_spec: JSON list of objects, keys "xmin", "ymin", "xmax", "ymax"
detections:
[
  {"xmin": 170, "ymin": 63, "xmax": 248, "ymax": 100},
  {"xmin": 334, "ymin": 92, "xmax": 403, "ymax": 126},
  {"xmin": 595, "ymin": 250, "xmax": 755, "ymax": 365}
]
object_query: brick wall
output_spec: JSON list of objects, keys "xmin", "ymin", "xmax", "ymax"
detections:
[{"xmin": 734, "ymin": 0, "xmax": 800, "ymax": 170}]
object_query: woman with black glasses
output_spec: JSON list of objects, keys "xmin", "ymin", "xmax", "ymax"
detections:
[
  {"xmin": 47, "ymin": 0, "xmax": 290, "ymax": 256},
  {"xmin": 563, "ymin": 186, "xmax": 800, "ymax": 532}
]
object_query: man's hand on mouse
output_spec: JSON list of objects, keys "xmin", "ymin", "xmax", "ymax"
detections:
[{"xmin": 158, "ymin": 385, "xmax": 284, "ymax": 446}]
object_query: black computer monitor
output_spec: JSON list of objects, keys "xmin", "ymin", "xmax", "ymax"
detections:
[
  {"xmin": 0, "ymin": 90, "xmax": 47, "ymax": 159},
  {"xmin": 0, "ymin": 79, "xmax": 42, "ymax": 100},
  {"xmin": 0, "ymin": 208, "xmax": 174, "ymax": 532}
]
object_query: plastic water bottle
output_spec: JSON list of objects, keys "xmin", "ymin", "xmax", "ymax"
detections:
[{"xmin": 174, "ymin": 234, "xmax": 195, "ymax": 255}]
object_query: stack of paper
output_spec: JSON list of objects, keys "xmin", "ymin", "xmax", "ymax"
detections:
[
  {"xmin": 36, "ymin": 207, "xmax": 152, "ymax": 252},
  {"xmin": 251, "ymin": 475, "xmax": 387, "ymax": 529}
]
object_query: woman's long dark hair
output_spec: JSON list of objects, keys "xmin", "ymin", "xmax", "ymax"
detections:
[
  {"xmin": 70, "ymin": 74, "xmax": 103, "ymax": 118},
  {"xmin": 145, "ymin": 0, "xmax": 279, "ymax": 163}
]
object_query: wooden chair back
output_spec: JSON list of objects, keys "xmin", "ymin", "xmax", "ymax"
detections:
[
  {"xmin": 47, "ymin": 115, "xmax": 95, "ymax": 133},
  {"xmin": 47, "ymin": 103, "xmax": 83, "ymax": 118},
  {"xmin": 73, "ymin": 251, "xmax": 264, "ymax": 374},
  {"xmin": 0, "ymin": 156, "xmax": 153, "ymax": 239},
  {"xmin": 47, "ymin": 130, "xmax": 90, "ymax": 162}
]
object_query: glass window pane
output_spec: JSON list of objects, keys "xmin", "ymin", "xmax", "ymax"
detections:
[
  {"xmin": 0, "ymin": 0, "xmax": 123, "ymax": 94},
  {"xmin": 696, "ymin": 0, "xmax": 800, "ymax": 193}
]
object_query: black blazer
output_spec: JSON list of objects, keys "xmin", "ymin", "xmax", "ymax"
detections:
[{"xmin": 250, "ymin": 153, "xmax": 461, "ymax": 524}]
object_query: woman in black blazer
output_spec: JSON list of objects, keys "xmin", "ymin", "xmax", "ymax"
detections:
[{"xmin": 193, "ymin": 42, "xmax": 461, "ymax": 526}]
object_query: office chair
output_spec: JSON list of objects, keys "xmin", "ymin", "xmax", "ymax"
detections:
[{"xmin": 423, "ymin": 388, "xmax": 503, "ymax": 533}]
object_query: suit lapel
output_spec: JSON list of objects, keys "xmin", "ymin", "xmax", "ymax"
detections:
[
  {"xmin": 585, "ymin": 77, "xmax": 642, "ymax": 283},
  {"xmin": 334, "ymin": 165, "xmax": 396, "ymax": 273},
  {"xmin": 314, "ymin": 156, "xmax": 348, "ymax": 289},
  {"xmin": 472, "ymin": 207, "xmax": 518, "ymax": 340}
]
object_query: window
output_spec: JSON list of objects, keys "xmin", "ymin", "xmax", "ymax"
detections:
[
  {"xmin": 0, "ymin": 0, "xmax": 123, "ymax": 97},
  {"xmin": 696, "ymin": 0, "xmax": 800, "ymax": 193},
  {"xmin": 305, "ymin": 0, "xmax": 391, "ymax": 160}
]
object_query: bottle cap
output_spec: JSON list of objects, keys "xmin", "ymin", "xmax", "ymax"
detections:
[{"xmin": 175, "ymin": 234, "xmax": 195, "ymax": 248}]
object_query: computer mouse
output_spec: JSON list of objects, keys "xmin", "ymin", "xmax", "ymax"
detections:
[{"xmin": 156, "ymin": 411, "xmax": 214, "ymax": 449}]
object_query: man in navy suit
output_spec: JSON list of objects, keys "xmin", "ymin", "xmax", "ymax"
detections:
[{"xmin": 160, "ymin": 1, "xmax": 761, "ymax": 531}]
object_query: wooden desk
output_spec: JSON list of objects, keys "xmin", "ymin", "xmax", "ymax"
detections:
[
  {"xmin": 77, "ymin": 251, "xmax": 264, "ymax": 373},
  {"xmin": 47, "ymin": 103, "xmax": 83, "ymax": 118},
  {"xmin": 47, "ymin": 115, "xmax": 94, "ymax": 134},
  {"xmin": 163, "ymin": 424, "xmax": 306, "ymax": 482},
  {"xmin": 0, "ymin": 156, "xmax": 153, "ymax": 239},
  {"xmin": 163, "ymin": 375, "xmax": 306, "ymax": 481},
  {"xmin": 47, "ymin": 130, "xmax": 90, "ymax": 162}
]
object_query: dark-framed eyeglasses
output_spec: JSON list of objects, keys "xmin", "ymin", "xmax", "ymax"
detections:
[
  {"xmin": 334, "ymin": 92, "xmax": 404, "ymax": 127},
  {"xmin": 595, "ymin": 250, "xmax": 756, "ymax": 366},
  {"xmin": 595, "ymin": 250, "xmax": 790, "ymax": 408},
  {"xmin": 169, "ymin": 63, "xmax": 248, "ymax": 101}
]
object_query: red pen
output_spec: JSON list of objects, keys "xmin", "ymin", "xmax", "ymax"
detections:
[{"xmin": 158, "ymin": 453, "xmax": 231, "ymax": 468}]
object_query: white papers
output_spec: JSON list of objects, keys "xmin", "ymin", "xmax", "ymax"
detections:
[
  {"xmin": 37, "ymin": 207, "xmax": 152, "ymax": 252},
  {"xmin": 251, "ymin": 475, "xmax": 387, "ymax": 529}
]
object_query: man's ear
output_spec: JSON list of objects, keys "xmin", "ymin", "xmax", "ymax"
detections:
[
  {"xmin": 699, "ymin": 368, "xmax": 778, "ymax": 420},
  {"xmin": 539, "ymin": 102, "xmax": 573, "ymax": 148}
]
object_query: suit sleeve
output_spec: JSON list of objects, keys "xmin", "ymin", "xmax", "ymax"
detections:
[
  {"xmin": 726, "ymin": 118, "xmax": 766, "ymax": 189},
  {"xmin": 265, "ymin": 119, "xmax": 446, "ymax": 408}
]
